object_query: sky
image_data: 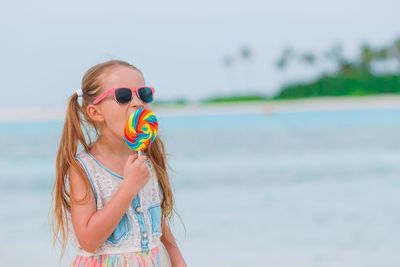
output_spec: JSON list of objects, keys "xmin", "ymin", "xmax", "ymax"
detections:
[{"xmin": 0, "ymin": 0, "xmax": 399, "ymax": 108}]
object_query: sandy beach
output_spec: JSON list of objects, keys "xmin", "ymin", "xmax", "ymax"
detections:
[{"xmin": 1, "ymin": 94, "xmax": 400, "ymax": 122}]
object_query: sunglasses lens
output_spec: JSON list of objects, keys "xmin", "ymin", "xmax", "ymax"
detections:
[
  {"xmin": 115, "ymin": 88, "xmax": 132, "ymax": 104},
  {"xmin": 138, "ymin": 87, "xmax": 153, "ymax": 103}
]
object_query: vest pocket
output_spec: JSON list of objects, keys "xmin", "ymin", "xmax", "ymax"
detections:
[
  {"xmin": 107, "ymin": 213, "xmax": 131, "ymax": 245},
  {"xmin": 147, "ymin": 203, "xmax": 162, "ymax": 235}
]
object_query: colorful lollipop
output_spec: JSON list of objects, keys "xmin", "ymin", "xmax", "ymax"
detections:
[{"xmin": 124, "ymin": 108, "xmax": 158, "ymax": 156}]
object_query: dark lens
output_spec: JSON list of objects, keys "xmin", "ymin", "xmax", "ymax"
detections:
[
  {"xmin": 138, "ymin": 87, "xmax": 153, "ymax": 103},
  {"xmin": 115, "ymin": 88, "xmax": 132, "ymax": 104}
]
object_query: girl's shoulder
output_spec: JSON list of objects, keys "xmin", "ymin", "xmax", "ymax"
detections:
[
  {"xmin": 75, "ymin": 149, "xmax": 89, "ymax": 162},
  {"xmin": 75, "ymin": 149, "xmax": 102, "ymax": 172},
  {"xmin": 75, "ymin": 149, "xmax": 89, "ymax": 160},
  {"xmin": 74, "ymin": 150, "xmax": 93, "ymax": 173}
]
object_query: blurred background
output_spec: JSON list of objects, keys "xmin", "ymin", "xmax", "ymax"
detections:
[{"xmin": 0, "ymin": 0, "xmax": 400, "ymax": 266}]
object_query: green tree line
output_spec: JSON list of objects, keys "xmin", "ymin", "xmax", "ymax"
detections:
[{"xmin": 274, "ymin": 38, "xmax": 400, "ymax": 99}]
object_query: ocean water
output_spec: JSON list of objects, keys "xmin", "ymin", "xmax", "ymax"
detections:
[{"xmin": 1, "ymin": 109, "xmax": 400, "ymax": 266}]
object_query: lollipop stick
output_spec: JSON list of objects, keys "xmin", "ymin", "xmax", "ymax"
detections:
[{"xmin": 138, "ymin": 149, "xmax": 151, "ymax": 168}]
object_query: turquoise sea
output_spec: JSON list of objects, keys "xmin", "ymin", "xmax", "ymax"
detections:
[{"xmin": 1, "ymin": 108, "xmax": 400, "ymax": 266}]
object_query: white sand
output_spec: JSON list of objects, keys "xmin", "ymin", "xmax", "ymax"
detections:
[{"xmin": 1, "ymin": 94, "xmax": 400, "ymax": 122}]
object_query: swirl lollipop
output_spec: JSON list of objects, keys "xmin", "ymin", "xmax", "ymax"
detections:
[{"xmin": 124, "ymin": 108, "xmax": 158, "ymax": 156}]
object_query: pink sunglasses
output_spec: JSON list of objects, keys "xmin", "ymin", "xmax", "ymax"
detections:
[{"xmin": 92, "ymin": 87, "xmax": 155, "ymax": 105}]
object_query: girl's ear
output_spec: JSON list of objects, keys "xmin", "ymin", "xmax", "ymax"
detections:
[{"xmin": 86, "ymin": 104, "xmax": 104, "ymax": 122}]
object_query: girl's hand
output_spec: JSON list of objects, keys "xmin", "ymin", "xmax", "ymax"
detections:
[{"xmin": 122, "ymin": 154, "xmax": 150, "ymax": 192}]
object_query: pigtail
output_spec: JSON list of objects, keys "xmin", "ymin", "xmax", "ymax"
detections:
[
  {"xmin": 148, "ymin": 136, "xmax": 186, "ymax": 248},
  {"xmin": 51, "ymin": 93, "xmax": 92, "ymax": 260}
]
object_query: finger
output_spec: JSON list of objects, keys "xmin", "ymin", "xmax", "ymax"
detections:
[
  {"xmin": 137, "ymin": 155, "xmax": 147, "ymax": 163},
  {"xmin": 127, "ymin": 153, "xmax": 139, "ymax": 164}
]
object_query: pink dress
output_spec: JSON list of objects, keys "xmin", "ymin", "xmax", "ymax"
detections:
[{"xmin": 70, "ymin": 242, "xmax": 171, "ymax": 267}]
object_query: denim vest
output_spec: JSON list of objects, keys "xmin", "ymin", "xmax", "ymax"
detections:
[{"xmin": 66, "ymin": 149, "xmax": 163, "ymax": 256}]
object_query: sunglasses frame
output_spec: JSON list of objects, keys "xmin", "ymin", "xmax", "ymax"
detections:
[{"xmin": 92, "ymin": 87, "xmax": 155, "ymax": 105}]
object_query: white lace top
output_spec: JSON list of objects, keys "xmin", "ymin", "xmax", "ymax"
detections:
[{"xmin": 66, "ymin": 149, "xmax": 164, "ymax": 256}]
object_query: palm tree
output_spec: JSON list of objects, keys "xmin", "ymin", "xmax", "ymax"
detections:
[
  {"xmin": 373, "ymin": 48, "xmax": 389, "ymax": 73},
  {"xmin": 275, "ymin": 47, "xmax": 294, "ymax": 70},
  {"xmin": 300, "ymin": 52, "xmax": 316, "ymax": 65},
  {"xmin": 390, "ymin": 38, "xmax": 400, "ymax": 73},
  {"xmin": 222, "ymin": 55, "xmax": 236, "ymax": 96},
  {"xmin": 324, "ymin": 43, "xmax": 353, "ymax": 75},
  {"xmin": 239, "ymin": 45, "xmax": 253, "ymax": 95},
  {"xmin": 360, "ymin": 43, "xmax": 374, "ymax": 73}
]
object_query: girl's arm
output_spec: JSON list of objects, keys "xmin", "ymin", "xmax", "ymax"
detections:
[
  {"xmin": 69, "ymin": 163, "xmax": 141, "ymax": 253},
  {"xmin": 160, "ymin": 223, "xmax": 187, "ymax": 267}
]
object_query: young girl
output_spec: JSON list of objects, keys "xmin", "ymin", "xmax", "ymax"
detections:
[{"xmin": 51, "ymin": 60, "xmax": 186, "ymax": 267}]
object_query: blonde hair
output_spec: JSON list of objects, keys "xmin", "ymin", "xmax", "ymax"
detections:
[{"xmin": 51, "ymin": 60, "xmax": 177, "ymax": 259}]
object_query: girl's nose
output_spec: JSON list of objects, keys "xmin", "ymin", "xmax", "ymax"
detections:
[{"xmin": 130, "ymin": 93, "xmax": 144, "ymax": 109}]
